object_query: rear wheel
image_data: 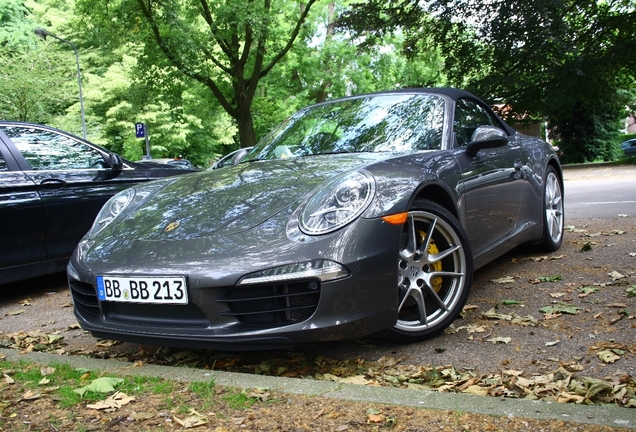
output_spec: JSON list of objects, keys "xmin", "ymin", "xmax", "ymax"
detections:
[
  {"xmin": 386, "ymin": 200, "xmax": 473, "ymax": 342},
  {"xmin": 537, "ymin": 166, "xmax": 564, "ymax": 251}
]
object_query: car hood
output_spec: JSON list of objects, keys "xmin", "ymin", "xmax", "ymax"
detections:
[{"xmin": 113, "ymin": 153, "xmax": 387, "ymax": 240}]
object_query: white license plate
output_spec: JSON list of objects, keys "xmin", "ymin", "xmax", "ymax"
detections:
[{"xmin": 96, "ymin": 275, "xmax": 188, "ymax": 304}]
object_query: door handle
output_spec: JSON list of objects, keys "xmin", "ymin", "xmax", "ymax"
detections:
[{"xmin": 40, "ymin": 178, "xmax": 67, "ymax": 189}]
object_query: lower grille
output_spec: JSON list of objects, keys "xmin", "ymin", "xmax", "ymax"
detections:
[
  {"xmin": 68, "ymin": 278, "xmax": 100, "ymax": 316},
  {"xmin": 215, "ymin": 280, "xmax": 320, "ymax": 325},
  {"xmin": 102, "ymin": 302, "xmax": 209, "ymax": 327}
]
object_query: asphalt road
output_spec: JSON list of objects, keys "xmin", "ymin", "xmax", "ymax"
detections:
[{"xmin": 563, "ymin": 164, "xmax": 636, "ymax": 219}]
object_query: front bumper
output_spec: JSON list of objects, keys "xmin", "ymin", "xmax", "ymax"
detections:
[{"xmin": 68, "ymin": 215, "xmax": 402, "ymax": 350}]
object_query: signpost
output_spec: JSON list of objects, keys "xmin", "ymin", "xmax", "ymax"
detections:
[{"xmin": 135, "ymin": 123, "xmax": 151, "ymax": 159}]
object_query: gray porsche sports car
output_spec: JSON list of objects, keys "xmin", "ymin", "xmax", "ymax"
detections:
[{"xmin": 68, "ymin": 88, "xmax": 564, "ymax": 350}]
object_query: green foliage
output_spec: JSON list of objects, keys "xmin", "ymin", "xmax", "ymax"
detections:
[
  {"xmin": 341, "ymin": 0, "xmax": 636, "ymax": 163},
  {"xmin": 1, "ymin": 0, "xmax": 452, "ymax": 166},
  {"xmin": 0, "ymin": 0, "xmax": 37, "ymax": 50},
  {"xmin": 0, "ymin": 44, "xmax": 75, "ymax": 122},
  {"xmin": 75, "ymin": 0, "xmax": 322, "ymax": 148}
]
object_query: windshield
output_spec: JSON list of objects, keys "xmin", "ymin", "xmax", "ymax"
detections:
[{"xmin": 244, "ymin": 93, "xmax": 446, "ymax": 161}]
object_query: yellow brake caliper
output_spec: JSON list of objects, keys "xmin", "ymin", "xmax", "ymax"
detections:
[{"xmin": 419, "ymin": 230, "xmax": 443, "ymax": 292}]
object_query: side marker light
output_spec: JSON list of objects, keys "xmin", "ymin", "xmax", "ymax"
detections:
[{"xmin": 381, "ymin": 212, "xmax": 408, "ymax": 225}]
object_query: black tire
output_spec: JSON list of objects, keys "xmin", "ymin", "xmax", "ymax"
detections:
[
  {"xmin": 537, "ymin": 166, "xmax": 564, "ymax": 252},
  {"xmin": 386, "ymin": 200, "xmax": 473, "ymax": 342}
]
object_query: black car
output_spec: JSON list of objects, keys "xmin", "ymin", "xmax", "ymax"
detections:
[
  {"xmin": 620, "ymin": 138, "xmax": 636, "ymax": 156},
  {"xmin": 0, "ymin": 121, "xmax": 197, "ymax": 285},
  {"xmin": 68, "ymin": 88, "xmax": 564, "ymax": 350}
]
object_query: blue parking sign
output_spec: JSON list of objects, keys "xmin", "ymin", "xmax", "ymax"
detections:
[{"xmin": 135, "ymin": 123, "xmax": 146, "ymax": 138}]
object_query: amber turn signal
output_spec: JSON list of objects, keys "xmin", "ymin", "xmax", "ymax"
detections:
[{"xmin": 381, "ymin": 212, "xmax": 408, "ymax": 225}]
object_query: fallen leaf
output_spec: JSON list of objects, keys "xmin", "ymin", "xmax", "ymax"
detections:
[
  {"xmin": 510, "ymin": 315, "xmax": 539, "ymax": 326},
  {"xmin": 74, "ymin": 377, "xmax": 124, "ymax": 396},
  {"xmin": 529, "ymin": 256, "xmax": 548, "ymax": 262},
  {"xmin": 558, "ymin": 392, "xmax": 586, "ymax": 403},
  {"xmin": 581, "ymin": 242, "xmax": 593, "ymax": 252},
  {"xmin": 490, "ymin": 276, "xmax": 515, "ymax": 284},
  {"xmin": 486, "ymin": 337, "xmax": 511, "ymax": 344},
  {"xmin": 608, "ymin": 271, "xmax": 626, "ymax": 280},
  {"xmin": 481, "ymin": 308, "xmax": 512, "ymax": 321},
  {"xmin": 40, "ymin": 366, "xmax": 55, "ymax": 376},
  {"xmin": 20, "ymin": 390, "xmax": 42, "ymax": 401},
  {"xmin": 583, "ymin": 377, "xmax": 613, "ymax": 399},
  {"xmin": 96, "ymin": 339, "xmax": 120, "ymax": 347},
  {"xmin": 462, "ymin": 385, "xmax": 489, "ymax": 396},
  {"xmin": 466, "ymin": 324, "xmax": 487, "ymax": 333},
  {"xmin": 500, "ymin": 300, "xmax": 523, "ymax": 306},
  {"xmin": 538, "ymin": 275, "xmax": 563, "ymax": 283},
  {"xmin": 86, "ymin": 391, "xmax": 135, "ymax": 410},
  {"xmin": 6, "ymin": 309, "xmax": 24, "ymax": 316},
  {"xmin": 539, "ymin": 304, "xmax": 582, "ymax": 315},
  {"xmin": 129, "ymin": 412, "xmax": 155, "ymax": 421},
  {"xmin": 3, "ymin": 373, "xmax": 15, "ymax": 384},
  {"xmin": 367, "ymin": 413, "xmax": 384, "ymax": 423},
  {"xmin": 550, "ymin": 293, "xmax": 567, "ymax": 298},
  {"xmin": 173, "ymin": 409, "xmax": 209, "ymax": 428},
  {"xmin": 598, "ymin": 350, "xmax": 621, "ymax": 364},
  {"xmin": 38, "ymin": 377, "xmax": 50, "ymax": 385}
]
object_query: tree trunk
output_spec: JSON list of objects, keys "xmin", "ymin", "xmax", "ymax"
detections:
[
  {"xmin": 237, "ymin": 104, "xmax": 257, "ymax": 148},
  {"xmin": 234, "ymin": 75, "xmax": 257, "ymax": 148}
]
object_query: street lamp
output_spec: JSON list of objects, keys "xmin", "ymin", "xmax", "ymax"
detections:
[{"xmin": 34, "ymin": 28, "xmax": 87, "ymax": 140}]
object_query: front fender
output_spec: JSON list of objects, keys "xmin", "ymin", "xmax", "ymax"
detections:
[{"xmin": 361, "ymin": 152, "xmax": 461, "ymax": 218}]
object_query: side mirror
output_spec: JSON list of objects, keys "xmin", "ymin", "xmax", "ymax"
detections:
[
  {"xmin": 232, "ymin": 148, "xmax": 250, "ymax": 165},
  {"xmin": 109, "ymin": 153, "xmax": 124, "ymax": 170},
  {"xmin": 466, "ymin": 126, "xmax": 508, "ymax": 157}
]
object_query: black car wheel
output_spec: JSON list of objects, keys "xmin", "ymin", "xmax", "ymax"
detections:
[
  {"xmin": 537, "ymin": 166, "xmax": 564, "ymax": 251},
  {"xmin": 387, "ymin": 200, "xmax": 473, "ymax": 342}
]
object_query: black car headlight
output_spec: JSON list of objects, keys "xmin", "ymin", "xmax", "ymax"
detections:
[{"xmin": 299, "ymin": 170, "xmax": 375, "ymax": 235}]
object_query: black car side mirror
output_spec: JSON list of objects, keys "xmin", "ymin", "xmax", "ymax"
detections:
[
  {"xmin": 109, "ymin": 153, "xmax": 124, "ymax": 170},
  {"xmin": 466, "ymin": 126, "xmax": 508, "ymax": 157}
]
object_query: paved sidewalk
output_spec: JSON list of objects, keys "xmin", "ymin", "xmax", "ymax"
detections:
[{"xmin": 2, "ymin": 348, "xmax": 634, "ymax": 430}]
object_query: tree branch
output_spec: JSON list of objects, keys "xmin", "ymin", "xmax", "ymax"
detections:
[
  {"xmin": 259, "ymin": 0, "xmax": 318, "ymax": 79},
  {"xmin": 135, "ymin": 0, "xmax": 238, "ymax": 118},
  {"xmin": 198, "ymin": 0, "xmax": 236, "ymax": 61}
]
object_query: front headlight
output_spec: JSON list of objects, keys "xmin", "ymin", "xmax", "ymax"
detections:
[
  {"xmin": 87, "ymin": 188, "xmax": 135, "ymax": 238},
  {"xmin": 299, "ymin": 170, "xmax": 375, "ymax": 235}
]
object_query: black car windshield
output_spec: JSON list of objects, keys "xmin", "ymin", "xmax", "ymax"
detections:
[{"xmin": 244, "ymin": 93, "xmax": 445, "ymax": 161}]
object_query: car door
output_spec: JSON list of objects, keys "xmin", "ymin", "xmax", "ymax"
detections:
[
  {"xmin": 0, "ymin": 135, "xmax": 47, "ymax": 275},
  {"xmin": 452, "ymin": 98, "xmax": 526, "ymax": 254},
  {"xmin": 0, "ymin": 124, "xmax": 149, "ymax": 262}
]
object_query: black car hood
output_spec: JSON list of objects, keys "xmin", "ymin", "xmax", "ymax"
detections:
[{"xmin": 113, "ymin": 153, "xmax": 387, "ymax": 240}]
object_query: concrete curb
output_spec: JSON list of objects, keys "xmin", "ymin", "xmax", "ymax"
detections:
[{"xmin": 2, "ymin": 348, "xmax": 635, "ymax": 429}]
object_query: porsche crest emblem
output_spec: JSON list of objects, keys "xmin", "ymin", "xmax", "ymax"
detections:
[{"xmin": 164, "ymin": 221, "xmax": 180, "ymax": 232}]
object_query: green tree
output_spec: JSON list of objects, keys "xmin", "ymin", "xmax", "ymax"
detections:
[
  {"xmin": 0, "ymin": 0, "xmax": 77, "ymax": 123},
  {"xmin": 341, "ymin": 0, "xmax": 636, "ymax": 163},
  {"xmin": 0, "ymin": 45, "xmax": 74, "ymax": 122},
  {"xmin": 76, "ymin": 0, "xmax": 320, "ymax": 148},
  {"xmin": 0, "ymin": 0, "xmax": 36, "ymax": 50}
]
